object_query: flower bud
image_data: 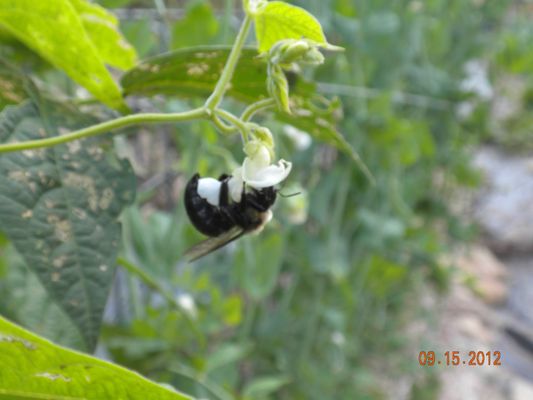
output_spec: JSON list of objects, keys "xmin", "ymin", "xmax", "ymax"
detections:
[
  {"xmin": 268, "ymin": 39, "xmax": 326, "ymax": 68},
  {"xmin": 253, "ymin": 126, "xmax": 274, "ymax": 150},
  {"xmin": 267, "ymin": 64, "xmax": 291, "ymax": 114},
  {"xmin": 300, "ymin": 46, "xmax": 325, "ymax": 65},
  {"xmin": 275, "ymin": 40, "xmax": 311, "ymax": 66},
  {"xmin": 243, "ymin": 140, "xmax": 267, "ymax": 161}
]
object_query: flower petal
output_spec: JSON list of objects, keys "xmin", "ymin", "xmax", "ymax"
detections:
[
  {"xmin": 228, "ymin": 168, "xmax": 244, "ymax": 203},
  {"xmin": 243, "ymin": 144, "xmax": 271, "ymax": 177},
  {"xmin": 243, "ymin": 159, "xmax": 292, "ymax": 188}
]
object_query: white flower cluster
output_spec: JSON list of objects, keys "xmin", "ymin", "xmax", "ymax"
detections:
[
  {"xmin": 197, "ymin": 141, "xmax": 292, "ymax": 206},
  {"xmin": 228, "ymin": 141, "xmax": 292, "ymax": 202}
]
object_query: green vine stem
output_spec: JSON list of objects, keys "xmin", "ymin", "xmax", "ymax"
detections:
[
  {"xmin": 210, "ymin": 113, "xmax": 237, "ymax": 134},
  {"xmin": 214, "ymin": 108, "xmax": 250, "ymax": 142},
  {"xmin": 0, "ymin": 107, "xmax": 207, "ymax": 154},
  {"xmin": 241, "ymin": 98, "xmax": 276, "ymax": 121},
  {"xmin": 204, "ymin": 14, "xmax": 253, "ymax": 110}
]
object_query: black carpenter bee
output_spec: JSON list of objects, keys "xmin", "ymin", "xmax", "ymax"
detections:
[{"xmin": 184, "ymin": 173, "xmax": 277, "ymax": 262}]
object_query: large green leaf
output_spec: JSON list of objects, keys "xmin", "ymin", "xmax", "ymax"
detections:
[
  {"xmin": 253, "ymin": 1, "xmax": 328, "ymax": 53},
  {"xmin": 69, "ymin": 0, "xmax": 137, "ymax": 70},
  {"xmin": 121, "ymin": 46, "xmax": 361, "ymax": 164},
  {"xmin": 0, "ymin": 99, "xmax": 136, "ymax": 350},
  {"xmin": 0, "ymin": 315, "xmax": 193, "ymax": 399},
  {"xmin": 1, "ymin": 244, "xmax": 86, "ymax": 349},
  {"xmin": 0, "ymin": 0, "xmax": 133, "ymax": 110},
  {"xmin": 122, "ymin": 46, "xmax": 267, "ymax": 103}
]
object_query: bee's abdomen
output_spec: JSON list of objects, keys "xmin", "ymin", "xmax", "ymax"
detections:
[{"xmin": 184, "ymin": 174, "xmax": 236, "ymax": 236}]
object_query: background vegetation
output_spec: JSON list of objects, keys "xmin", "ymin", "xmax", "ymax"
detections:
[{"xmin": 1, "ymin": 0, "xmax": 532, "ymax": 399}]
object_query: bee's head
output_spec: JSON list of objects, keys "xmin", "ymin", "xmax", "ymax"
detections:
[
  {"xmin": 245, "ymin": 185, "xmax": 277, "ymax": 212},
  {"xmin": 250, "ymin": 185, "xmax": 300, "ymax": 209}
]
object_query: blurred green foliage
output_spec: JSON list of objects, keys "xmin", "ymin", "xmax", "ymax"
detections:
[{"xmin": 1, "ymin": 0, "xmax": 531, "ymax": 399}]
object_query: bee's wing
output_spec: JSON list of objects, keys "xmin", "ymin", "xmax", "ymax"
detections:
[{"xmin": 184, "ymin": 226, "xmax": 245, "ymax": 262}]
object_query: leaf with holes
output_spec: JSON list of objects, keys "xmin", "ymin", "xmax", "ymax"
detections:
[
  {"xmin": 0, "ymin": 315, "xmax": 193, "ymax": 399},
  {"xmin": 0, "ymin": 0, "xmax": 133, "ymax": 110},
  {"xmin": 253, "ymin": 1, "xmax": 328, "ymax": 53},
  {"xmin": 122, "ymin": 46, "xmax": 364, "ymax": 167},
  {"xmin": 122, "ymin": 46, "xmax": 268, "ymax": 103},
  {"xmin": 1, "ymin": 243, "xmax": 86, "ymax": 349},
  {"xmin": 0, "ymin": 99, "xmax": 135, "ymax": 350}
]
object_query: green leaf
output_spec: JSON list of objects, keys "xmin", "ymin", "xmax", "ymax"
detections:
[
  {"xmin": 69, "ymin": 0, "xmax": 137, "ymax": 70},
  {"xmin": 122, "ymin": 47, "xmax": 361, "ymax": 165},
  {"xmin": 0, "ymin": 99, "xmax": 136, "ymax": 350},
  {"xmin": 122, "ymin": 46, "xmax": 267, "ymax": 103},
  {"xmin": 0, "ymin": 0, "xmax": 130, "ymax": 110},
  {"xmin": 0, "ymin": 315, "xmax": 193, "ymax": 399},
  {"xmin": 277, "ymin": 95, "xmax": 345, "ymax": 152},
  {"xmin": 1, "ymin": 244, "xmax": 86, "ymax": 349},
  {"xmin": 172, "ymin": 0, "xmax": 219, "ymax": 49},
  {"xmin": 205, "ymin": 343, "xmax": 251, "ymax": 373},
  {"xmin": 253, "ymin": 1, "xmax": 327, "ymax": 53},
  {"xmin": 276, "ymin": 94, "xmax": 372, "ymax": 179},
  {"xmin": 243, "ymin": 376, "xmax": 291, "ymax": 399}
]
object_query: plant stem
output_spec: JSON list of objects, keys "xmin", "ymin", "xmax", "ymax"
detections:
[
  {"xmin": 211, "ymin": 113, "xmax": 237, "ymax": 134},
  {"xmin": 215, "ymin": 109, "xmax": 249, "ymax": 142},
  {"xmin": 241, "ymin": 98, "xmax": 276, "ymax": 121},
  {"xmin": 0, "ymin": 107, "xmax": 207, "ymax": 153},
  {"xmin": 205, "ymin": 14, "xmax": 252, "ymax": 110}
]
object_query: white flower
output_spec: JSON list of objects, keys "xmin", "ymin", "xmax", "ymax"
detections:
[
  {"xmin": 228, "ymin": 168, "xmax": 244, "ymax": 203},
  {"xmin": 197, "ymin": 141, "xmax": 292, "ymax": 206},
  {"xmin": 241, "ymin": 142, "xmax": 292, "ymax": 189}
]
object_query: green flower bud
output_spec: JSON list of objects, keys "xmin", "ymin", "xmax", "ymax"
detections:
[
  {"xmin": 243, "ymin": 140, "xmax": 264, "ymax": 160},
  {"xmin": 276, "ymin": 40, "xmax": 311, "ymax": 66},
  {"xmin": 267, "ymin": 39, "xmax": 326, "ymax": 68},
  {"xmin": 300, "ymin": 46, "xmax": 325, "ymax": 65},
  {"xmin": 248, "ymin": 125, "xmax": 275, "ymax": 158},
  {"xmin": 253, "ymin": 126, "xmax": 274, "ymax": 150},
  {"xmin": 267, "ymin": 64, "xmax": 291, "ymax": 114}
]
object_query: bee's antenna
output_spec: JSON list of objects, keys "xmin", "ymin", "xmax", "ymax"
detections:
[{"xmin": 278, "ymin": 191, "xmax": 301, "ymax": 198}]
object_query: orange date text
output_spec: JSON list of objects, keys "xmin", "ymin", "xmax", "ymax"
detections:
[{"xmin": 418, "ymin": 351, "xmax": 501, "ymax": 366}]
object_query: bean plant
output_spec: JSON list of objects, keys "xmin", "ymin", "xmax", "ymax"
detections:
[
  {"xmin": 0, "ymin": 0, "xmax": 361, "ymax": 398},
  {"xmin": 0, "ymin": 0, "xmax": 520, "ymax": 399}
]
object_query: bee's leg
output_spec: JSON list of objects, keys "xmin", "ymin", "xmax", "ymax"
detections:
[
  {"xmin": 248, "ymin": 199, "xmax": 267, "ymax": 211},
  {"xmin": 219, "ymin": 207, "xmax": 236, "ymax": 224}
]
